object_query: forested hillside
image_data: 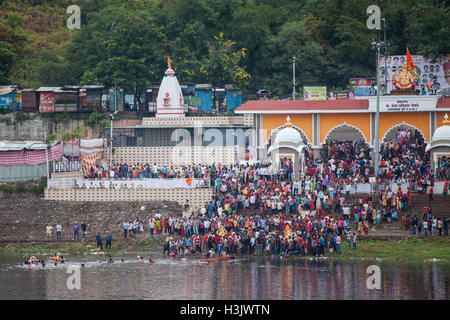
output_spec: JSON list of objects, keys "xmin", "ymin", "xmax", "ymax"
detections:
[{"xmin": 1, "ymin": 0, "xmax": 448, "ymax": 99}]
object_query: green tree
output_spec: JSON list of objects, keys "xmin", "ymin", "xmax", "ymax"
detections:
[
  {"xmin": 87, "ymin": 110, "xmax": 109, "ymax": 135},
  {"xmin": 199, "ymin": 33, "xmax": 250, "ymax": 87},
  {"xmin": 70, "ymin": 7, "xmax": 168, "ymax": 109},
  {"xmin": 0, "ymin": 14, "xmax": 26, "ymax": 83}
]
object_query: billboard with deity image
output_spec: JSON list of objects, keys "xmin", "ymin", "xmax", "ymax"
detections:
[{"xmin": 379, "ymin": 54, "xmax": 449, "ymax": 95}]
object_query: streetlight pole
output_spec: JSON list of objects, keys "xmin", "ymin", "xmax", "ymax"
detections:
[
  {"xmin": 108, "ymin": 21, "xmax": 117, "ymax": 169},
  {"xmin": 109, "ymin": 109, "xmax": 118, "ymax": 169},
  {"xmin": 292, "ymin": 57, "xmax": 296, "ymax": 100},
  {"xmin": 371, "ymin": 40, "xmax": 388, "ymax": 178}
]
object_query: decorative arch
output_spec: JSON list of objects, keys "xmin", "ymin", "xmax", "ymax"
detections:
[
  {"xmin": 265, "ymin": 124, "xmax": 310, "ymax": 149},
  {"xmin": 323, "ymin": 122, "xmax": 368, "ymax": 144},
  {"xmin": 381, "ymin": 122, "xmax": 426, "ymax": 143}
]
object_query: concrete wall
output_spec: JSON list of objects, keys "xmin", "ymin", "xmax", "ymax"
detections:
[
  {"xmin": 107, "ymin": 146, "xmax": 236, "ymax": 166},
  {"xmin": 0, "ymin": 113, "xmax": 100, "ymax": 141},
  {"xmin": 44, "ymin": 187, "xmax": 213, "ymax": 208},
  {"xmin": 142, "ymin": 114, "xmax": 253, "ymax": 127}
]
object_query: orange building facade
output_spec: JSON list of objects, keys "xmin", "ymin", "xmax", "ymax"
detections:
[{"xmin": 235, "ymin": 96, "xmax": 450, "ymax": 160}]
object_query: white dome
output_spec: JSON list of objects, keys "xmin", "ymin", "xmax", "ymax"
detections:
[
  {"xmin": 156, "ymin": 67, "xmax": 185, "ymax": 118},
  {"xmin": 432, "ymin": 125, "xmax": 450, "ymax": 141},
  {"xmin": 275, "ymin": 127, "xmax": 302, "ymax": 144}
]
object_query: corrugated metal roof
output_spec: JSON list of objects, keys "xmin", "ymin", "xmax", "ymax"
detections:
[
  {"xmin": 54, "ymin": 88, "xmax": 78, "ymax": 93},
  {"xmin": 81, "ymin": 85, "xmax": 104, "ymax": 89},
  {"xmin": 0, "ymin": 86, "xmax": 16, "ymax": 94},
  {"xmin": 0, "ymin": 141, "xmax": 48, "ymax": 151},
  {"xmin": 36, "ymin": 87, "xmax": 61, "ymax": 92}
]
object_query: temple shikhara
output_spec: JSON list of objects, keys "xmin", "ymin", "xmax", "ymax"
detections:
[{"xmin": 156, "ymin": 57, "xmax": 185, "ymax": 118}]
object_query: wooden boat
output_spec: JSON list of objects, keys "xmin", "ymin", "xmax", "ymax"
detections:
[{"xmin": 200, "ymin": 256, "xmax": 233, "ymax": 262}]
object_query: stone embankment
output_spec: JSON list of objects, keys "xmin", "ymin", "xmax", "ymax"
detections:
[{"xmin": 0, "ymin": 197, "xmax": 183, "ymax": 242}]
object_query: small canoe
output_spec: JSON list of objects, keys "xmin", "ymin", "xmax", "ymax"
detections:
[
  {"xmin": 200, "ymin": 256, "xmax": 233, "ymax": 262},
  {"xmin": 280, "ymin": 250, "xmax": 299, "ymax": 256}
]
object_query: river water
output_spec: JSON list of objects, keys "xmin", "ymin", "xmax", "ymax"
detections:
[{"xmin": 0, "ymin": 255, "xmax": 449, "ymax": 300}]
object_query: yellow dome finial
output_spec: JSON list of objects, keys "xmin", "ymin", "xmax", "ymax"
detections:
[
  {"xmin": 285, "ymin": 116, "xmax": 292, "ymax": 128},
  {"xmin": 443, "ymin": 113, "xmax": 450, "ymax": 125}
]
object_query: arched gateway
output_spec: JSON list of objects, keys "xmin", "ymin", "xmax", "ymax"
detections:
[{"xmin": 324, "ymin": 123, "xmax": 367, "ymax": 144}]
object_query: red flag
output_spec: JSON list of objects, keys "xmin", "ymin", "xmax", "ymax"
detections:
[{"xmin": 406, "ymin": 47, "xmax": 415, "ymax": 71}]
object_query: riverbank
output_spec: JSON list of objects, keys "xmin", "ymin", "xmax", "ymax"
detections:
[
  {"xmin": 0, "ymin": 197, "xmax": 183, "ymax": 242},
  {"xmin": 1, "ymin": 236, "xmax": 449, "ymax": 263}
]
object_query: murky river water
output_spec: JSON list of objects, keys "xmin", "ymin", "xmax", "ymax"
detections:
[{"xmin": 0, "ymin": 255, "xmax": 448, "ymax": 300}]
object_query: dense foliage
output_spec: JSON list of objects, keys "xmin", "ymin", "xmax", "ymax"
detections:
[{"xmin": 1, "ymin": 0, "xmax": 448, "ymax": 99}]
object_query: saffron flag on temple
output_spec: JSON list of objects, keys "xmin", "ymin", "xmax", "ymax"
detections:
[{"xmin": 406, "ymin": 47, "xmax": 416, "ymax": 71}]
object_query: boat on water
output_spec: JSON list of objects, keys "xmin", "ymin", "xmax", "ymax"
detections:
[
  {"xmin": 280, "ymin": 250, "xmax": 300, "ymax": 256},
  {"xmin": 200, "ymin": 256, "xmax": 234, "ymax": 262}
]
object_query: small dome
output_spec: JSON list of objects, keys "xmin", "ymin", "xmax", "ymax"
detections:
[
  {"xmin": 275, "ymin": 127, "xmax": 302, "ymax": 144},
  {"xmin": 431, "ymin": 113, "xmax": 450, "ymax": 141},
  {"xmin": 432, "ymin": 126, "xmax": 450, "ymax": 140}
]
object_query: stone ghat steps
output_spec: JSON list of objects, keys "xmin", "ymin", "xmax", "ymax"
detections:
[{"xmin": 232, "ymin": 195, "xmax": 448, "ymax": 218}]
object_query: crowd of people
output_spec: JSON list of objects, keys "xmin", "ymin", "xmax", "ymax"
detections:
[
  {"xmin": 84, "ymin": 162, "xmax": 213, "ymax": 180},
  {"xmin": 162, "ymin": 212, "xmax": 361, "ymax": 258},
  {"xmin": 46, "ymin": 126, "xmax": 450, "ymax": 260},
  {"xmin": 405, "ymin": 207, "xmax": 450, "ymax": 236},
  {"xmin": 378, "ymin": 127, "xmax": 432, "ymax": 183}
]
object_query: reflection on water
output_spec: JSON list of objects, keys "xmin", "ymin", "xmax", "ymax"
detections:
[{"xmin": 0, "ymin": 256, "xmax": 449, "ymax": 300}]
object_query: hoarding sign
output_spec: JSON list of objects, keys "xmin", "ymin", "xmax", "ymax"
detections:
[
  {"xmin": 0, "ymin": 92, "xmax": 14, "ymax": 110},
  {"xmin": 379, "ymin": 54, "xmax": 449, "ymax": 95},
  {"xmin": 303, "ymin": 86, "xmax": 326, "ymax": 100},
  {"xmin": 384, "ymin": 99, "xmax": 419, "ymax": 112},
  {"xmin": 39, "ymin": 92, "xmax": 55, "ymax": 113}
]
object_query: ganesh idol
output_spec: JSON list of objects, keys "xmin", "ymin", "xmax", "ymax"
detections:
[{"xmin": 393, "ymin": 64, "xmax": 418, "ymax": 90}]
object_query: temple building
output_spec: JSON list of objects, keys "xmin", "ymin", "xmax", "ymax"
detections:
[
  {"xmin": 426, "ymin": 113, "xmax": 450, "ymax": 171},
  {"xmin": 106, "ymin": 59, "xmax": 254, "ymax": 166},
  {"xmin": 267, "ymin": 116, "xmax": 308, "ymax": 180},
  {"xmin": 235, "ymin": 95, "xmax": 450, "ymax": 176}
]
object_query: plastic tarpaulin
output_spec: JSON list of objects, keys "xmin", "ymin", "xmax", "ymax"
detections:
[
  {"xmin": 63, "ymin": 141, "xmax": 80, "ymax": 156},
  {"xmin": 355, "ymin": 184, "xmax": 372, "ymax": 194},
  {"xmin": 80, "ymin": 139, "xmax": 103, "ymax": 155},
  {"xmin": 0, "ymin": 143, "xmax": 62, "ymax": 165},
  {"xmin": 81, "ymin": 152, "xmax": 103, "ymax": 176}
]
